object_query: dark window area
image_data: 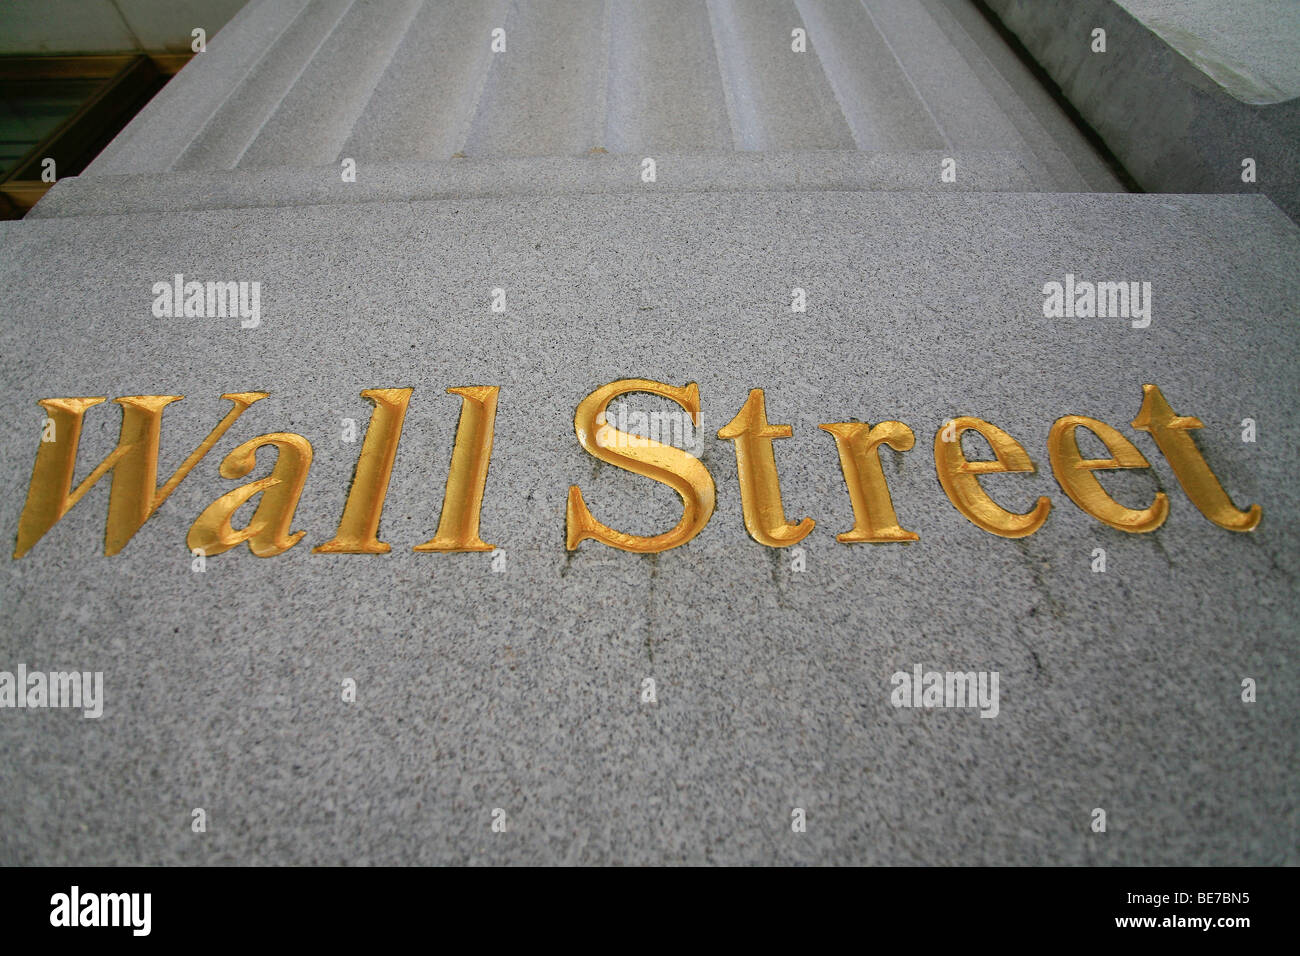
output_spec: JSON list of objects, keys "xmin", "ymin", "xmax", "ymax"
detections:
[{"xmin": 0, "ymin": 54, "xmax": 186, "ymax": 218}]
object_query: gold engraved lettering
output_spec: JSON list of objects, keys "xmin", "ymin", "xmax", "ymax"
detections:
[
  {"xmin": 413, "ymin": 386, "xmax": 500, "ymax": 552},
  {"xmin": 315, "ymin": 388, "xmax": 413, "ymax": 554},
  {"xmin": 187, "ymin": 432, "xmax": 314, "ymax": 557},
  {"xmin": 566, "ymin": 379, "xmax": 715, "ymax": 553},
  {"xmin": 819, "ymin": 420, "xmax": 919, "ymax": 543},
  {"xmin": 1048, "ymin": 415, "xmax": 1168, "ymax": 532},
  {"xmin": 934, "ymin": 417, "xmax": 1051, "ymax": 538},
  {"xmin": 717, "ymin": 389, "xmax": 813, "ymax": 547},
  {"xmin": 1130, "ymin": 384, "xmax": 1260, "ymax": 531},
  {"xmin": 14, "ymin": 392, "xmax": 266, "ymax": 558}
]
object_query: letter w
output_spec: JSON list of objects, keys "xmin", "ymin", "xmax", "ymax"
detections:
[{"xmin": 14, "ymin": 393, "xmax": 267, "ymax": 557}]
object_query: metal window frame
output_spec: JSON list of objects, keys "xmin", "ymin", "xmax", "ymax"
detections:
[{"xmin": 0, "ymin": 53, "xmax": 189, "ymax": 218}]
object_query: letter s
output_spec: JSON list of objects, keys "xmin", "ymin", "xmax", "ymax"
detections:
[{"xmin": 566, "ymin": 379, "xmax": 715, "ymax": 553}]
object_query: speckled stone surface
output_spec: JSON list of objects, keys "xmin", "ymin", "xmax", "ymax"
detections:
[
  {"xmin": 83, "ymin": 0, "xmax": 1124, "ymax": 194},
  {"xmin": 985, "ymin": 0, "xmax": 1300, "ymax": 220},
  {"xmin": 29, "ymin": 151, "xmax": 1058, "ymax": 222},
  {"xmin": 1117, "ymin": 0, "xmax": 1300, "ymax": 101},
  {"xmin": 0, "ymin": 190, "xmax": 1296, "ymax": 864}
]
